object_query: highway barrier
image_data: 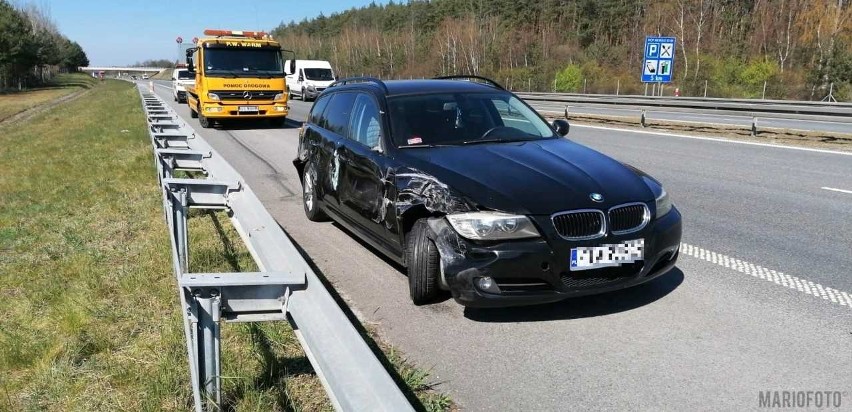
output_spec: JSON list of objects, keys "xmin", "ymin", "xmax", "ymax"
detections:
[
  {"xmin": 138, "ymin": 87, "xmax": 413, "ymax": 412},
  {"xmin": 517, "ymin": 92, "xmax": 852, "ymax": 121}
]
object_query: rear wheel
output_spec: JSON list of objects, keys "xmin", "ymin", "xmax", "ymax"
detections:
[
  {"xmin": 406, "ymin": 219, "xmax": 441, "ymax": 305},
  {"xmin": 302, "ymin": 162, "xmax": 327, "ymax": 221}
]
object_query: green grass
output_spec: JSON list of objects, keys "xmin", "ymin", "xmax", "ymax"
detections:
[
  {"xmin": 0, "ymin": 80, "xmax": 451, "ymax": 411},
  {"xmin": 0, "ymin": 73, "xmax": 97, "ymax": 122}
]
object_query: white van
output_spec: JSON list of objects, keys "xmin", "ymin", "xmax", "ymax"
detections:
[
  {"xmin": 285, "ymin": 60, "xmax": 336, "ymax": 101},
  {"xmin": 172, "ymin": 68, "xmax": 195, "ymax": 103}
]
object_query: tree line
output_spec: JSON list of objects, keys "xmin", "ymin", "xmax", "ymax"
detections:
[
  {"xmin": 272, "ymin": 0, "xmax": 851, "ymax": 100},
  {"xmin": 0, "ymin": 0, "xmax": 89, "ymax": 90}
]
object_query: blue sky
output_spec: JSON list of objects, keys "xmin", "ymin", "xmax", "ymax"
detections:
[{"xmin": 43, "ymin": 0, "xmax": 388, "ymax": 66}]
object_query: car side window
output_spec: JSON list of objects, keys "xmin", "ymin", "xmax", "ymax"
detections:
[
  {"xmin": 348, "ymin": 93, "xmax": 382, "ymax": 151},
  {"xmin": 491, "ymin": 97, "xmax": 547, "ymax": 136},
  {"xmin": 323, "ymin": 93, "xmax": 357, "ymax": 136},
  {"xmin": 309, "ymin": 94, "xmax": 331, "ymax": 126}
]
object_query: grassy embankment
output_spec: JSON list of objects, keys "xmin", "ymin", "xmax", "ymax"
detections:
[
  {"xmin": 0, "ymin": 80, "xmax": 450, "ymax": 410},
  {"xmin": 0, "ymin": 73, "xmax": 97, "ymax": 122},
  {"xmin": 151, "ymin": 69, "xmax": 174, "ymax": 80}
]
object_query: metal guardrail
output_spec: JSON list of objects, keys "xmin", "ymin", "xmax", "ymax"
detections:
[
  {"xmin": 138, "ymin": 87, "xmax": 413, "ymax": 412},
  {"xmin": 517, "ymin": 92, "xmax": 852, "ymax": 120}
]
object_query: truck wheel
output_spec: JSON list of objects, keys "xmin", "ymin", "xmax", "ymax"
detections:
[
  {"xmin": 302, "ymin": 162, "xmax": 327, "ymax": 222},
  {"xmin": 198, "ymin": 106, "xmax": 211, "ymax": 128},
  {"xmin": 406, "ymin": 219, "xmax": 441, "ymax": 305}
]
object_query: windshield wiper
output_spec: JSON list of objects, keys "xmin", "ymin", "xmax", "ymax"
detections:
[
  {"xmin": 397, "ymin": 144, "xmax": 453, "ymax": 149},
  {"xmin": 460, "ymin": 138, "xmax": 532, "ymax": 145}
]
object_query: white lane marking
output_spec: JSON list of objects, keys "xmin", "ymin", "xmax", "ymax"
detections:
[
  {"xmin": 573, "ymin": 124, "xmax": 852, "ymax": 156},
  {"xmin": 821, "ymin": 186, "xmax": 852, "ymax": 195},
  {"xmin": 681, "ymin": 242, "xmax": 852, "ymax": 309}
]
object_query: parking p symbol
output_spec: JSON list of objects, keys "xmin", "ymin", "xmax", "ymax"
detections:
[{"xmin": 647, "ymin": 44, "xmax": 659, "ymax": 58}]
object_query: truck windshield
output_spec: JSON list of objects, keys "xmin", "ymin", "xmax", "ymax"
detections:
[
  {"xmin": 304, "ymin": 68, "xmax": 333, "ymax": 81},
  {"xmin": 204, "ymin": 48, "xmax": 283, "ymax": 77}
]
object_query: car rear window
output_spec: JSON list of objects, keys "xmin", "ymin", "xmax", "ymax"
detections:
[{"xmin": 176, "ymin": 70, "xmax": 193, "ymax": 80}]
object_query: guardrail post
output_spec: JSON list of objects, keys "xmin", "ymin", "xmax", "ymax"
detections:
[
  {"xmin": 641, "ymin": 110, "xmax": 647, "ymax": 128},
  {"xmin": 193, "ymin": 288, "xmax": 222, "ymax": 409},
  {"xmin": 751, "ymin": 117, "xmax": 758, "ymax": 136},
  {"xmin": 173, "ymin": 188, "xmax": 189, "ymax": 273}
]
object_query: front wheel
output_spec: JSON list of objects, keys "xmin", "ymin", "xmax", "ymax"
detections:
[
  {"xmin": 198, "ymin": 107, "xmax": 211, "ymax": 128},
  {"xmin": 406, "ymin": 219, "xmax": 441, "ymax": 305},
  {"xmin": 269, "ymin": 117, "xmax": 286, "ymax": 128},
  {"xmin": 302, "ymin": 163, "xmax": 327, "ymax": 222}
]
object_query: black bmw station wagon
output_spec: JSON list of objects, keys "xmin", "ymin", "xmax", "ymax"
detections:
[{"xmin": 294, "ymin": 76, "xmax": 682, "ymax": 307}]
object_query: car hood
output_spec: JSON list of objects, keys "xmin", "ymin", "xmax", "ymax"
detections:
[{"xmin": 395, "ymin": 138, "xmax": 654, "ymax": 215}]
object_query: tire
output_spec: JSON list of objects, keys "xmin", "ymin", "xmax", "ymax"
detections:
[
  {"xmin": 198, "ymin": 107, "xmax": 211, "ymax": 128},
  {"xmin": 269, "ymin": 117, "xmax": 286, "ymax": 128},
  {"xmin": 302, "ymin": 162, "xmax": 327, "ymax": 221},
  {"xmin": 406, "ymin": 219, "xmax": 441, "ymax": 305}
]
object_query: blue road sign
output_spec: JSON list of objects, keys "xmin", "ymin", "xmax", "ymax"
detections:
[{"xmin": 642, "ymin": 36, "xmax": 676, "ymax": 83}]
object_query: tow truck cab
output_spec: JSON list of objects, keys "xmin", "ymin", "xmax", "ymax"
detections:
[{"xmin": 184, "ymin": 29, "xmax": 292, "ymax": 128}]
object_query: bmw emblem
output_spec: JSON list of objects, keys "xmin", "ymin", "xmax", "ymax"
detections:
[{"xmin": 590, "ymin": 193, "xmax": 604, "ymax": 202}]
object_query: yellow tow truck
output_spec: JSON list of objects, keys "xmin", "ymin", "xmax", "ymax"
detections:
[{"xmin": 185, "ymin": 29, "xmax": 293, "ymax": 128}]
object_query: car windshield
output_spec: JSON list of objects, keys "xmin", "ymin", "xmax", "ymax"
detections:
[
  {"xmin": 204, "ymin": 48, "xmax": 283, "ymax": 76},
  {"xmin": 176, "ymin": 70, "xmax": 193, "ymax": 80},
  {"xmin": 388, "ymin": 92, "xmax": 556, "ymax": 147},
  {"xmin": 304, "ymin": 68, "xmax": 333, "ymax": 80}
]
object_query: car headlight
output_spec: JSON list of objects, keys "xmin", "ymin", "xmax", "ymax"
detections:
[
  {"xmin": 307, "ymin": 84, "xmax": 316, "ymax": 91},
  {"xmin": 273, "ymin": 93, "xmax": 284, "ymax": 100},
  {"xmin": 446, "ymin": 212, "xmax": 540, "ymax": 240},
  {"xmin": 207, "ymin": 92, "xmax": 220, "ymax": 101},
  {"xmin": 642, "ymin": 176, "xmax": 672, "ymax": 218}
]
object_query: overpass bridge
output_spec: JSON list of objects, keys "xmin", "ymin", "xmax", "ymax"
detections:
[{"xmin": 80, "ymin": 66, "xmax": 166, "ymax": 74}]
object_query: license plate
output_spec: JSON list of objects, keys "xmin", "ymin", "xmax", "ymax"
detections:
[
  {"xmin": 570, "ymin": 239, "xmax": 644, "ymax": 271},
  {"xmin": 238, "ymin": 106, "xmax": 258, "ymax": 112}
]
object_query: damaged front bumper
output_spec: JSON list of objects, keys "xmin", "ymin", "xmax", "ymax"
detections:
[{"xmin": 426, "ymin": 207, "xmax": 682, "ymax": 308}]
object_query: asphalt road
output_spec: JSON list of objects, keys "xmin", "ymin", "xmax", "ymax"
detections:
[
  {"xmin": 526, "ymin": 100, "xmax": 852, "ymax": 135},
  {"xmin": 147, "ymin": 80, "xmax": 852, "ymax": 410}
]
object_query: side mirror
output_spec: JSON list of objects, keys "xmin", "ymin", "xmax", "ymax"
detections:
[
  {"xmin": 289, "ymin": 60, "xmax": 296, "ymax": 75},
  {"xmin": 186, "ymin": 57, "xmax": 194, "ymax": 73},
  {"xmin": 552, "ymin": 119, "xmax": 570, "ymax": 136}
]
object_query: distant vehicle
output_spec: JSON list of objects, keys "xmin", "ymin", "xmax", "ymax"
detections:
[
  {"xmin": 142, "ymin": 74, "xmax": 149, "ymax": 80},
  {"xmin": 172, "ymin": 68, "xmax": 195, "ymax": 103},
  {"xmin": 130, "ymin": 75, "xmax": 137, "ymax": 80},
  {"xmin": 285, "ymin": 60, "xmax": 335, "ymax": 101},
  {"xmin": 185, "ymin": 29, "xmax": 292, "ymax": 128},
  {"xmin": 294, "ymin": 76, "xmax": 682, "ymax": 307}
]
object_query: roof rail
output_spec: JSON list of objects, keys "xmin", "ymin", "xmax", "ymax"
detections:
[
  {"xmin": 434, "ymin": 75, "xmax": 505, "ymax": 90},
  {"xmin": 330, "ymin": 77, "xmax": 389, "ymax": 94}
]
